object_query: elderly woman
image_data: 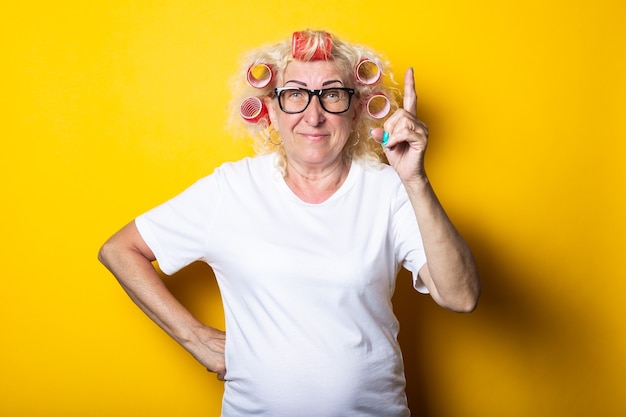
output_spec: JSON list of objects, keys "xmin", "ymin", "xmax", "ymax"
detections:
[{"xmin": 99, "ymin": 29, "xmax": 480, "ymax": 417}]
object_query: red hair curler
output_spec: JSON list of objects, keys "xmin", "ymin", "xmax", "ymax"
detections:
[
  {"xmin": 246, "ymin": 63, "xmax": 274, "ymax": 89},
  {"xmin": 292, "ymin": 31, "xmax": 332, "ymax": 60},
  {"xmin": 355, "ymin": 59, "xmax": 381, "ymax": 85},
  {"xmin": 366, "ymin": 94, "xmax": 391, "ymax": 119},
  {"xmin": 240, "ymin": 97, "xmax": 268, "ymax": 124}
]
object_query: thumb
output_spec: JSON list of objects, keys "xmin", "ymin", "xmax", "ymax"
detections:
[{"xmin": 370, "ymin": 127, "xmax": 385, "ymax": 144}]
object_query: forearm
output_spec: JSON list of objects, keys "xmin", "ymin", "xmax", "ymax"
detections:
[
  {"xmin": 404, "ymin": 177, "xmax": 480, "ymax": 312},
  {"xmin": 98, "ymin": 239, "xmax": 205, "ymax": 346}
]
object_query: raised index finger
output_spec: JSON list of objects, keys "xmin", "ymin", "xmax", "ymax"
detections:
[{"xmin": 403, "ymin": 67, "xmax": 418, "ymax": 116}]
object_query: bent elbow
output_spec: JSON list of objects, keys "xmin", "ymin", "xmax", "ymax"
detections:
[
  {"xmin": 453, "ymin": 294, "xmax": 480, "ymax": 313},
  {"xmin": 434, "ymin": 278, "xmax": 481, "ymax": 313},
  {"xmin": 98, "ymin": 236, "xmax": 127, "ymax": 271},
  {"xmin": 440, "ymin": 294, "xmax": 479, "ymax": 313},
  {"xmin": 97, "ymin": 240, "xmax": 114, "ymax": 269},
  {"xmin": 451, "ymin": 282, "xmax": 481, "ymax": 313}
]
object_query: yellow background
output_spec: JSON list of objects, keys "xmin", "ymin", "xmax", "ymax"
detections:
[{"xmin": 1, "ymin": 1, "xmax": 624, "ymax": 416}]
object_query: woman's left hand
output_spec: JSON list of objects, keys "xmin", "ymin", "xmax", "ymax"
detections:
[
  {"xmin": 371, "ymin": 68, "xmax": 429, "ymax": 184},
  {"xmin": 372, "ymin": 68, "xmax": 481, "ymax": 312}
]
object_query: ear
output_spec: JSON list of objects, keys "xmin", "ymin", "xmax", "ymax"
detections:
[{"xmin": 264, "ymin": 96, "xmax": 279, "ymax": 129}]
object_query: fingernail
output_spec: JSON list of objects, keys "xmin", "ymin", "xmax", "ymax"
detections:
[{"xmin": 381, "ymin": 131, "xmax": 389, "ymax": 146}]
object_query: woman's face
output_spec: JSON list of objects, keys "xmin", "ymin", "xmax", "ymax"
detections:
[{"xmin": 268, "ymin": 60, "xmax": 358, "ymax": 171}]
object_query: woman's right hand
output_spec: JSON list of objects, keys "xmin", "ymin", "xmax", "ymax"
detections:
[{"xmin": 185, "ymin": 325, "xmax": 227, "ymax": 380}]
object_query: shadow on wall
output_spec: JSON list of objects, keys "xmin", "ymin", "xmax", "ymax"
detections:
[
  {"xmin": 394, "ymin": 220, "xmax": 609, "ymax": 417},
  {"xmin": 392, "ymin": 229, "xmax": 545, "ymax": 416},
  {"xmin": 392, "ymin": 268, "xmax": 436, "ymax": 417}
]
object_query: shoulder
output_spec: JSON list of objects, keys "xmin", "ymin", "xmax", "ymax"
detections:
[
  {"xmin": 206, "ymin": 154, "xmax": 274, "ymax": 185},
  {"xmin": 212, "ymin": 154, "xmax": 261, "ymax": 173}
]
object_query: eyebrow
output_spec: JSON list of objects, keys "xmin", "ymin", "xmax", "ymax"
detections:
[{"xmin": 283, "ymin": 79, "xmax": 345, "ymax": 87}]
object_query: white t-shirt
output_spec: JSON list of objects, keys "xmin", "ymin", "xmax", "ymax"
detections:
[{"xmin": 136, "ymin": 154, "xmax": 428, "ymax": 417}]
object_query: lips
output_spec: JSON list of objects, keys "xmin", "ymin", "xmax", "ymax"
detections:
[{"xmin": 299, "ymin": 132, "xmax": 329, "ymax": 141}]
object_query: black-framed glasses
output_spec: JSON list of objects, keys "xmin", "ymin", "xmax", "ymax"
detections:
[{"xmin": 274, "ymin": 87, "xmax": 355, "ymax": 114}]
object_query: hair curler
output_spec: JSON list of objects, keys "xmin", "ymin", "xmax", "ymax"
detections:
[
  {"xmin": 366, "ymin": 94, "xmax": 391, "ymax": 119},
  {"xmin": 292, "ymin": 31, "xmax": 332, "ymax": 60},
  {"xmin": 355, "ymin": 59, "xmax": 381, "ymax": 85},
  {"xmin": 240, "ymin": 96, "xmax": 268, "ymax": 124},
  {"xmin": 246, "ymin": 63, "xmax": 274, "ymax": 89}
]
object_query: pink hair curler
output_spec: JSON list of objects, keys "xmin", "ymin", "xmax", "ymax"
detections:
[
  {"xmin": 355, "ymin": 59, "xmax": 381, "ymax": 85},
  {"xmin": 292, "ymin": 31, "xmax": 332, "ymax": 60},
  {"xmin": 246, "ymin": 63, "xmax": 274, "ymax": 89},
  {"xmin": 366, "ymin": 94, "xmax": 391, "ymax": 119},
  {"xmin": 240, "ymin": 96, "xmax": 268, "ymax": 124}
]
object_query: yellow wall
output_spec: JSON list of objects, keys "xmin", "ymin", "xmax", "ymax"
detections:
[{"xmin": 1, "ymin": 1, "xmax": 624, "ymax": 416}]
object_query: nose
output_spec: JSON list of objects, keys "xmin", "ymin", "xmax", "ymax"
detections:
[{"xmin": 303, "ymin": 95, "xmax": 326, "ymax": 126}]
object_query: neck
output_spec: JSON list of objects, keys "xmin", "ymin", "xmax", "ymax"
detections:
[{"xmin": 284, "ymin": 159, "xmax": 350, "ymax": 204}]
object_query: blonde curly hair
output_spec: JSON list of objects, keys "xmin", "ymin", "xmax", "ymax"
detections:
[{"xmin": 226, "ymin": 29, "xmax": 400, "ymax": 171}]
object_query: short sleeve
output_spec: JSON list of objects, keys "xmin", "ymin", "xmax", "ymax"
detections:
[
  {"xmin": 135, "ymin": 175, "xmax": 219, "ymax": 275},
  {"xmin": 391, "ymin": 182, "xmax": 429, "ymax": 294}
]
